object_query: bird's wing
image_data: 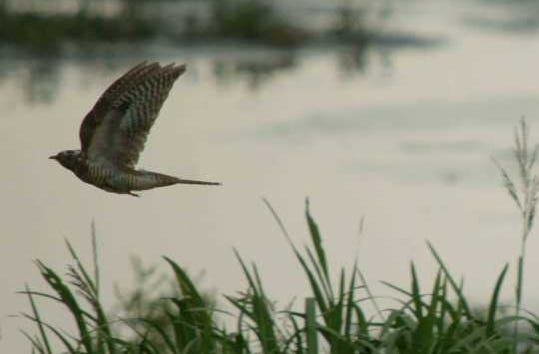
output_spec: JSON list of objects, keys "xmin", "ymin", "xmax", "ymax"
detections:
[{"xmin": 79, "ymin": 62, "xmax": 186, "ymax": 169}]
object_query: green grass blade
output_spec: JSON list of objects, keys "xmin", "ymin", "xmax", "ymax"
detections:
[
  {"xmin": 486, "ymin": 263, "xmax": 509, "ymax": 337},
  {"xmin": 305, "ymin": 199, "xmax": 331, "ymax": 290},
  {"xmin": 305, "ymin": 247, "xmax": 333, "ymax": 305},
  {"xmin": 65, "ymin": 239, "xmax": 97, "ymax": 297},
  {"xmin": 36, "ymin": 260, "xmax": 94, "ymax": 353},
  {"xmin": 129, "ymin": 317, "xmax": 178, "ymax": 353},
  {"xmin": 305, "ymin": 297, "xmax": 318, "ymax": 354},
  {"xmin": 516, "ymin": 256, "xmax": 523, "ymax": 309},
  {"xmin": 91, "ymin": 221, "xmax": 100, "ymax": 294},
  {"xmin": 426, "ymin": 241, "xmax": 473, "ymax": 319},
  {"xmin": 343, "ymin": 266, "xmax": 357, "ymax": 339},
  {"xmin": 23, "ymin": 285, "xmax": 53, "ymax": 354},
  {"xmin": 64, "ymin": 237, "xmax": 117, "ymax": 354},
  {"xmin": 282, "ymin": 311, "xmax": 304, "ymax": 354},
  {"xmin": 357, "ymin": 270, "xmax": 384, "ymax": 321},
  {"xmin": 21, "ymin": 313, "xmax": 78, "ymax": 353},
  {"xmin": 230, "ymin": 251, "xmax": 280, "ymax": 353},
  {"xmin": 163, "ymin": 256, "xmax": 215, "ymax": 351},
  {"xmin": 20, "ymin": 330, "xmax": 46, "ymax": 354},
  {"xmin": 163, "ymin": 257, "xmax": 205, "ymax": 306},
  {"xmin": 380, "ymin": 281, "xmax": 412, "ymax": 297},
  {"xmin": 410, "ymin": 262, "xmax": 423, "ymax": 320},
  {"xmin": 19, "ymin": 290, "xmax": 63, "ymax": 305},
  {"xmin": 416, "ymin": 267, "xmax": 442, "ymax": 354},
  {"xmin": 295, "ymin": 250, "xmax": 329, "ymax": 320}
]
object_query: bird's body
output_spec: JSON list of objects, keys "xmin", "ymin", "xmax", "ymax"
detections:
[{"xmin": 50, "ymin": 62, "xmax": 220, "ymax": 196}]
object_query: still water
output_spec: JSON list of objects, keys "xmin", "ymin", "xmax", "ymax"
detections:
[{"xmin": 3, "ymin": 1, "xmax": 539, "ymax": 351}]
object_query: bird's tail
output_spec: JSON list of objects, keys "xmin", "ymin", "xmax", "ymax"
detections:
[
  {"xmin": 173, "ymin": 177, "xmax": 221, "ymax": 186},
  {"xmin": 132, "ymin": 170, "xmax": 220, "ymax": 190}
]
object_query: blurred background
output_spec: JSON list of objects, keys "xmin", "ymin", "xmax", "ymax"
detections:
[{"xmin": 2, "ymin": 0, "xmax": 539, "ymax": 351}]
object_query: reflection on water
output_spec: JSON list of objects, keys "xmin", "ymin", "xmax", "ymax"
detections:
[
  {"xmin": 461, "ymin": 0, "xmax": 539, "ymax": 34},
  {"xmin": 212, "ymin": 51, "xmax": 298, "ymax": 90},
  {"xmin": 0, "ymin": 38, "xmax": 444, "ymax": 105},
  {"xmin": 335, "ymin": 44, "xmax": 378, "ymax": 79},
  {"xmin": 0, "ymin": 0, "xmax": 461, "ymax": 103},
  {"xmin": 463, "ymin": 15, "xmax": 539, "ymax": 34},
  {"xmin": 23, "ymin": 60, "xmax": 61, "ymax": 104},
  {"xmin": 0, "ymin": 60, "xmax": 61, "ymax": 104},
  {"xmin": 0, "ymin": 52, "xmax": 135, "ymax": 105}
]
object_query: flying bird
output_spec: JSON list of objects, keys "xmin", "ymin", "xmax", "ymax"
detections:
[{"xmin": 50, "ymin": 62, "xmax": 220, "ymax": 197}]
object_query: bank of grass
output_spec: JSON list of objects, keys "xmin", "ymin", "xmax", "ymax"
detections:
[
  {"xmin": 21, "ymin": 120, "xmax": 539, "ymax": 353},
  {"xmin": 0, "ymin": 0, "xmax": 370, "ymax": 52},
  {"xmin": 0, "ymin": 10, "xmax": 155, "ymax": 53},
  {"xmin": 204, "ymin": 0, "xmax": 306, "ymax": 46}
]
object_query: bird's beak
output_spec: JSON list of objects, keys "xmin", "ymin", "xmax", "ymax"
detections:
[{"xmin": 49, "ymin": 155, "xmax": 57, "ymax": 160}]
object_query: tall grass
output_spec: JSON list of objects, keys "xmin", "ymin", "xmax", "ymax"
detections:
[
  {"xmin": 495, "ymin": 118, "xmax": 539, "ymax": 352},
  {"xmin": 21, "ymin": 120, "xmax": 539, "ymax": 353}
]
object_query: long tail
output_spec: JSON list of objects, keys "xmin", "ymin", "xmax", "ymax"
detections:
[
  {"xmin": 131, "ymin": 170, "xmax": 221, "ymax": 191},
  {"xmin": 174, "ymin": 177, "xmax": 221, "ymax": 186}
]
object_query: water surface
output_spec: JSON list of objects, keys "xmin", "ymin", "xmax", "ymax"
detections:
[{"xmin": 3, "ymin": 1, "xmax": 539, "ymax": 351}]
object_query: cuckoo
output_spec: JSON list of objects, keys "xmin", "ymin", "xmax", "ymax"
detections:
[{"xmin": 50, "ymin": 62, "xmax": 220, "ymax": 197}]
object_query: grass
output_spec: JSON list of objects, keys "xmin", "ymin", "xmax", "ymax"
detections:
[
  {"xmin": 21, "ymin": 120, "xmax": 539, "ymax": 353},
  {"xmin": 495, "ymin": 118, "xmax": 539, "ymax": 352}
]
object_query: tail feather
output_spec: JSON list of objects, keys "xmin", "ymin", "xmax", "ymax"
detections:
[
  {"xmin": 174, "ymin": 177, "xmax": 221, "ymax": 186},
  {"xmin": 132, "ymin": 170, "xmax": 220, "ymax": 191}
]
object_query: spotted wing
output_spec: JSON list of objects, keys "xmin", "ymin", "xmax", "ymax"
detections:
[{"xmin": 79, "ymin": 62, "xmax": 186, "ymax": 169}]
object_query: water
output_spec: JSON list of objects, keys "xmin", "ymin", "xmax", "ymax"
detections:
[{"xmin": 3, "ymin": 0, "xmax": 539, "ymax": 351}]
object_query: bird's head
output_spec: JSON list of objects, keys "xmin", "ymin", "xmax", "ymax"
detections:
[{"xmin": 49, "ymin": 150, "xmax": 83, "ymax": 172}]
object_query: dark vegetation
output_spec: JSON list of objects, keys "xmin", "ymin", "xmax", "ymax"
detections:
[
  {"xmin": 21, "ymin": 120, "xmax": 539, "ymax": 353},
  {"xmin": 0, "ymin": 0, "xmax": 155, "ymax": 52},
  {"xmin": 206, "ymin": 0, "xmax": 305, "ymax": 45},
  {"xmin": 0, "ymin": 0, "xmax": 381, "ymax": 53}
]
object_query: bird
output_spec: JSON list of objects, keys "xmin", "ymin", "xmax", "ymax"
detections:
[{"xmin": 50, "ymin": 62, "xmax": 220, "ymax": 197}]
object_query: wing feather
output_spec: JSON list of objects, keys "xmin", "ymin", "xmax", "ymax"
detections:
[{"xmin": 79, "ymin": 62, "xmax": 186, "ymax": 169}]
